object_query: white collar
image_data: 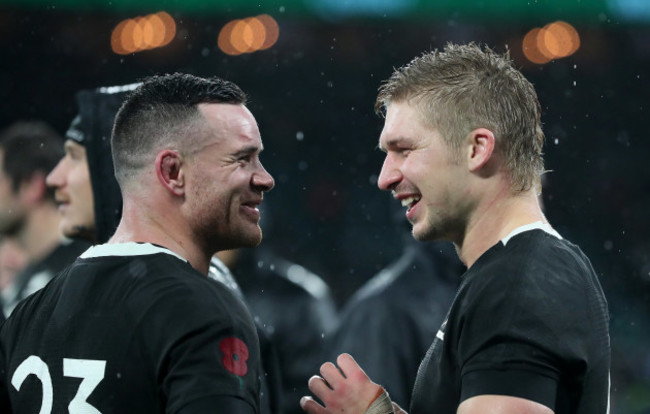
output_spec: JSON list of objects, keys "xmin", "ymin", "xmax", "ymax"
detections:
[
  {"xmin": 80, "ymin": 242, "xmax": 188, "ymax": 263},
  {"xmin": 500, "ymin": 221, "xmax": 562, "ymax": 246}
]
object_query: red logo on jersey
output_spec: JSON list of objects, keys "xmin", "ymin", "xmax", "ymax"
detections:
[{"xmin": 219, "ymin": 337, "xmax": 249, "ymax": 376}]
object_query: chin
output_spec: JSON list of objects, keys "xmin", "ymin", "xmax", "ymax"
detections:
[
  {"xmin": 411, "ymin": 222, "xmax": 444, "ymax": 242},
  {"xmin": 63, "ymin": 223, "xmax": 96, "ymax": 242},
  {"xmin": 221, "ymin": 229, "xmax": 262, "ymax": 250}
]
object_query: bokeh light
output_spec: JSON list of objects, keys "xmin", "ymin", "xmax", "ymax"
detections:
[
  {"xmin": 522, "ymin": 21, "xmax": 580, "ymax": 65},
  {"xmin": 111, "ymin": 11, "xmax": 176, "ymax": 55},
  {"xmin": 217, "ymin": 14, "xmax": 280, "ymax": 56}
]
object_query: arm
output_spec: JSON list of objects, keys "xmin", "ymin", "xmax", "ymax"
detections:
[
  {"xmin": 458, "ymin": 395, "xmax": 553, "ymax": 414},
  {"xmin": 300, "ymin": 353, "xmax": 395, "ymax": 414}
]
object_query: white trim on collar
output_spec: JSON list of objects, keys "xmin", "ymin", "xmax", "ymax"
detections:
[
  {"xmin": 501, "ymin": 221, "xmax": 562, "ymax": 246},
  {"xmin": 80, "ymin": 242, "xmax": 188, "ymax": 263}
]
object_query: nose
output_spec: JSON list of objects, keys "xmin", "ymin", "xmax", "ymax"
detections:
[
  {"xmin": 252, "ymin": 164, "xmax": 275, "ymax": 192},
  {"xmin": 377, "ymin": 153, "xmax": 402, "ymax": 191},
  {"xmin": 46, "ymin": 158, "xmax": 65, "ymax": 188}
]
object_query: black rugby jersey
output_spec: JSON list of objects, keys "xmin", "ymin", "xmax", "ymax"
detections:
[
  {"xmin": 0, "ymin": 242, "xmax": 261, "ymax": 413},
  {"xmin": 410, "ymin": 224, "xmax": 610, "ymax": 414}
]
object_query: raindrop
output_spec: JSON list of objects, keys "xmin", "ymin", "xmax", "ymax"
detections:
[
  {"xmin": 604, "ymin": 240, "xmax": 613, "ymax": 251},
  {"xmin": 257, "ymin": 260, "xmax": 264, "ymax": 268},
  {"xmin": 554, "ymin": 138, "xmax": 559, "ymax": 145},
  {"xmin": 279, "ymin": 6, "xmax": 285, "ymax": 12},
  {"xmin": 369, "ymin": 174, "xmax": 378, "ymax": 185},
  {"xmin": 573, "ymin": 64, "xmax": 577, "ymax": 69},
  {"xmin": 573, "ymin": 81, "xmax": 577, "ymax": 86},
  {"xmin": 296, "ymin": 131, "xmax": 304, "ymax": 141},
  {"xmin": 201, "ymin": 48, "xmax": 210, "ymax": 57},
  {"xmin": 326, "ymin": 81, "xmax": 334, "ymax": 88}
]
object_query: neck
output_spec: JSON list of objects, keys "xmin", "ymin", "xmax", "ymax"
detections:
[
  {"xmin": 17, "ymin": 203, "xmax": 63, "ymax": 263},
  {"xmin": 455, "ymin": 185, "xmax": 546, "ymax": 268},
  {"xmin": 110, "ymin": 198, "xmax": 211, "ymax": 275}
]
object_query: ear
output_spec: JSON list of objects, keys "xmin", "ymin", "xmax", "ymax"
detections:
[
  {"xmin": 466, "ymin": 128, "xmax": 495, "ymax": 172},
  {"xmin": 155, "ymin": 150, "xmax": 185, "ymax": 197},
  {"xmin": 19, "ymin": 172, "xmax": 47, "ymax": 205}
]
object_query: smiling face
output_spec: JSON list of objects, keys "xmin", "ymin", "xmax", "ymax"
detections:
[
  {"xmin": 377, "ymin": 101, "xmax": 471, "ymax": 243},
  {"xmin": 184, "ymin": 103, "xmax": 274, "ymax": 252},
  {"xmin": 45, "ymin": 140, "xmax": 96, "ymax": 241}
]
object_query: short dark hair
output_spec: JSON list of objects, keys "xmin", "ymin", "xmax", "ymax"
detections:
[
  {"xmin": 111, "ymin": 73, "xmax": 247, "ymax": 187},
  {"xmin": 0, "ymin": 121, "xmax": 63, "ymax": 200},
  {"xmin": 376, "ymin": 43, "xmax": 545, "ymax": 193}
]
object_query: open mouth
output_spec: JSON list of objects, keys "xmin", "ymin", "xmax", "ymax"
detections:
[{"xmin": 401, "ymin": 195, "xmax": 421, "ymax": 212}]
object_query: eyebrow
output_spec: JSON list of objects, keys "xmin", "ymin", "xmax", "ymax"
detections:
[
  {"xmin": 232, "ymin": 145, "xmax": 263, "ymax": 158},
  {"xmin": 377, "ymin": 136, "xmax": 409, "ymax": 153}
]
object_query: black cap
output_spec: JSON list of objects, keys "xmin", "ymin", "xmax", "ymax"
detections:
[{"xmin": 64, "ymin": 115, "xmax": 86, "ymax": 145}]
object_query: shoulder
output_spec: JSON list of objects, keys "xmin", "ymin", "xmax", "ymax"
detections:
[
  {"xmin": 454, "ymin": 230, "xmax": 607, "ymax": 345},
  {"xmin": 467, "ymin": 230, "xmax": 598, "ymax": 298}
]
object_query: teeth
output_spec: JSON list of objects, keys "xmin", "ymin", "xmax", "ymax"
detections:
[{"xmin": 401, "ymin": 196, "xmax": 420, "ymax": 207}]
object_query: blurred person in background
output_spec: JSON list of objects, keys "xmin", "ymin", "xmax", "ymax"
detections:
[
  {"xmin": 218, "ymin": 241, "xmax": 338, "ymax": 414},
  {"xmin": 0, "ymin": 238, "xmax": 27, "ymax": 323},
  {"xmin": 46, "ymin": 83, "xmax": 139, "ymax": 245},
  {"xmin": 0, "ymin": 238, "xmax": 27, "ymax": 293},
  {"xmin": 0, "ymin": 73, "xmax": 273, "ymax": 413},
  {"xmin": 324, "ymin": 218, "xmax": 462, "ymax": 408},
  {"xmin": 301, "ymin": 43, "xmax": 610, "ymax": 414},
  {"xmin": 0, "ymin": 121, "xmax": 89, "ymax": 318}
]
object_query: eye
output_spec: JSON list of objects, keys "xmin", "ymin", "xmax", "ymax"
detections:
[{"xmin": 398, "ymin": 147, "xmax": 412, "ymax": 157}]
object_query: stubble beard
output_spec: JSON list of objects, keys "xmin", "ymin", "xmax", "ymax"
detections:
[
  {"xmin": 192, "ymin": 199, "xmax": 263, "ymax": 254},
  {"xmin": 411, "ymin": 207, "xmax": 458, "ymax": 243}
]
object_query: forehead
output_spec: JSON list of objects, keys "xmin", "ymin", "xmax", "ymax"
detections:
[
  {"xmin": 378, "ymin": 101, "xmax": 428, "ymax": 150},
  {"xmin": 64, "ymin": 139, "xmax": 87, "ymax": 155},
  {"xmin": 198, "ymin": 103, "xmax": 261, "ymax": 147}
]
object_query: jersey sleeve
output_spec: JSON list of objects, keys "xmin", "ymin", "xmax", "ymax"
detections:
[
  {"xmin": 455, "ymin": 257, "xmax": 597, "ymax": 408},
  {"xmin": 137, "ymin": 279, "xmax": 261, "ymax": 414}
]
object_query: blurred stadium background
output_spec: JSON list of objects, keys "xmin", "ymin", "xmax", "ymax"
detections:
[{"xmin": 1, "ymin": 0, "xmax": 648, "ymax": 412}]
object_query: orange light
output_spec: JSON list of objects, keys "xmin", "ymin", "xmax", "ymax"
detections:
[
  {"xmin": 120, "ymin": 19, "xmax": 138, "ymax": 54},
  {"xmin": 546, "ymin": 21, "xmax": 580, "ymax": 57},
  {"xmin": 243, "ymin": 17, "xmax": 266, "ymax": 51},
  {"xmin": 522, "ymin": 21, "xmax": 580, "ymax": 64},
  {"xmin": 217, "ymin": 14, "xmax": 279, "ymax": 56},
  {"xmin": 156, "ymin": 11, "xmax": 176, "ymax": 46},
  {"xmin": 145, "ymin": 14, "xmax": 166, "ymax": 48},
  {"xmin": 111, "ymin": 19, "xmax": 130, "ymax": 55},
  {"xmin": 229, "ymin": 20, "xmax": 253, "ymax": 54},
  {"xmin": 218, "ymin": 20, "xmax": 242, "ymax": 55},
  {"xmin": 257, "ymin": 14, "xmax": 279, "ymax": 50},
  {"xmin": 523, "ymin": 28, "xmax": 551, "ymax": 64},
  {"xmin": 111, "ymin": 11, "xmax": 176, "ymax": 55}
]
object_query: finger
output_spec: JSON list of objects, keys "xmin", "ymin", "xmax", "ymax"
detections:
[
  {"xmin": 336, "ymin": 353, "xmax": 368, "ymax": 380},
  {"xmin": 320, "ymin": 361, "xmax": 345, "ymax": 388},
  {"xmin": 307, "ymin": 375, "xmax": 333, "ymax": 400},
  {"xmin": 300, "ymin": 396, "xmax": 328, "ymax": 414}
]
